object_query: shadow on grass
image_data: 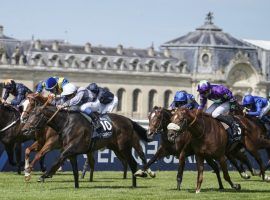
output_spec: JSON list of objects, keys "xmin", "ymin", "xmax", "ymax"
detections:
[
  {"xmin": 167, "ymin": 188, "xmax": 270, "ymax": 193},
  {"xmin": 49, "ymin": 185, "xmax": 150, "ymax": 190}
]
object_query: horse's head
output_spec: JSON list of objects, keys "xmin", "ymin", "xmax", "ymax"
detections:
[
  {"xmin": 147, "ymin": 106, "xmax": 164, "ymax": 139},
  {"xmin": 167, "ymin": 108, "xmax": 194, "ymax": 142},
  {"xmin": 230, "ymin": 101, "xmax": 245, "ymax": 116},
  {"xmin": 21, "ymin": 105, "xmax": 51, "ymax": 137},
  {"xmin": 21, "ymin": 93, "xmax": 48, "ymax": 123}
]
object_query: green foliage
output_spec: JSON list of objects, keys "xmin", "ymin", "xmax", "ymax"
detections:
[{"xmin": 0, "ymin": 171, "xmax": 270, "ymax": 200}]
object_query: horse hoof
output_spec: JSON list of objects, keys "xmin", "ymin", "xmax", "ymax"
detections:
[
  {"xmin": 147, "ymin": 169, "xmax": 156, "ymax": 178},
  {"xmin": 264, "ymin": 175, "xmax": 270, "ymax": 182},
  {"xmin": 240, "ymin": 172, "xmax": 251, "ymax": 180},
  {"xmin": 24, "ymin": 175, "xmax": 31, "ymax": 182},
  {"xmin": 37, "ymin": 177, "xmax": 45, "ymax": 182},
  {"xmin": 134, "ymin": 169, "xmax": 147, "ymax": 178},
  {"xmin": 195, "ymin": 189, "xmax": 201, "ymax": 194},
  {"xmin": 233, "ymin": 184, "xmax": 241, "ymax": 190},
  {"xmin": 177, "ymin": 184, "xmax": 181, "ymax": 191}
]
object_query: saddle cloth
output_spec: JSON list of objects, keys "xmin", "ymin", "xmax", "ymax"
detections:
[{"xmin": 81, "ymin": 113, "xmax": 113, "ymax": 139}]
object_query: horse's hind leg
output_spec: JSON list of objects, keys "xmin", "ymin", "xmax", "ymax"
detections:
[
  {"xmin": 234, "ymin": 149, "xmax": 254, "ymax": 177},
  {"xmin": 86, "ymin": 152, "xmax": 95, "ymax": 182},
  {"xmin": 219, "ymin": 155, "xmax": 241, "ymax": 190},
  {"xmin": 81, "ymin": 158, "xmax": 89, "ymax": 179},
  {"xmin": 113, "ymin": 150, "xmax": 128, "ymax": 179},
  {"xmin": 247, "ymin": 149, "xmax": 267, "ymax": 181},
  {"xmin": 205, "ymin": 158, "xmax": 224, "ymax": 189},
  {"xmin": 121, "ymin": 148, "xmax": 137, "ymax": 187},
  {"xmin": 69, "ymin": 155, "xmax": 79, "ymax": 188},
  {"xmin": 227, "ymin": 153, "xmax": 250, "ymax": 179}
]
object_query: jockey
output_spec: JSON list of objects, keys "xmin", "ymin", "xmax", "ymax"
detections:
[
  {"xmin": 85, "ymin": 83, "xmax": 118, "ymax": 114},
  {"xmin": 242, "ymin": 94, "xmax": 270, "ymax": 123},
  {"xmin": 57, "ymin": 83, "xmax": 101, "ymax": 128},
  {"xmin": 36, "ymin": 76, "xmax": 69, "ymax": 96},
  {"xmin": 169, "ymin": 91, "xmax": 199, "ymax": 110},
  {"xmin": 2, "ymin": 79, "xmax": 32, "ymax": 107},
  {"xmin": 197, "ymin": 80, "xmax": 241, "ymax": 142}
]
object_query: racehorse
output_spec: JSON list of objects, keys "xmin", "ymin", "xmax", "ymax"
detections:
[
  {"xmin": 230, "ymin": 102, "xmax": 270, "ymax": 180},
  {"xmin": 22, "ymin": 104, "xmax": 151, "ymax": 188},
  {"xmin": 135, "ymin": 106, "xmax": 255, "ymax": 181},
  {"xmin": 0, "ymin": 99, "xmax": 45, "ymax": 174},
  {"xmin": 167, "ymin": 108, "xmax": 241, "ymax": 193},
  {"xmin": 21, "ymin": 93, "xmax": 154, "ymax": 182}
]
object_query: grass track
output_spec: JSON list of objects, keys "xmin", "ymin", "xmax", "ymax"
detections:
[{"xmin": 0, "ymin": 171, "xmax": 270, "ymax": 200}]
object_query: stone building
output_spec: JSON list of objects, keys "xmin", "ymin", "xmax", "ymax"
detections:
[{"xmin": 0, "ymin": 13, "xmax": 270, "ymax": 119}]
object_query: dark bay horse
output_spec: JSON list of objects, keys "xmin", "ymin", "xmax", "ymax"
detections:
[
  {"xmin": 136, "ymin": 107, "xmax": 255, "ymax": 181},
  {"xmin": 167, "ymin": 108, "xmax": 241, "ymax": 193},
  {"xmin": 230, "ymin": 102, "xmax": 270, "ymax": 180},
  {"xmin": 0, "ymin": 100, "xmax": 45, "ymax": 174},
  {"xmin": 22, "ymin": 105, "xmax": 150, "ymax": 188},
  {"xmin": 21, "ymin": 93, "xmax": 153, "ymax": 182}
]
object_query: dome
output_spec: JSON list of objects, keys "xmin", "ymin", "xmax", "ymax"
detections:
[{"xmin": 161, "ymin": 13, "xmax": 252, "ymax": 49}]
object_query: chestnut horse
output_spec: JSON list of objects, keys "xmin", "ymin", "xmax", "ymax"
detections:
[
  {"xmin": 136, "ymin": 107, "xmax": 255, "ymax": 181},
  {"xmin": 22, "ymin": 104, "xmax": 151, "ymax": 188},
  {"xmin": 167, "ymin": 108, "xmax": 241, "ymax": 193}
]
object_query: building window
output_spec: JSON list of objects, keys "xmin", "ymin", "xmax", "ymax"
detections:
[
  {"xmin": 117, "ymin": 88, "xmax": 125, "ymax": 111},
  {"xmin": 202, "ymin": 53, "xmax": 209, "ymax": 65},
  {"xmin": 164, "ymin": 90, "xmax": 172, "ymax": 108},
  {"xmin": 148, "ymin": 89, "xmax": 157, "ymax": 112},
  {"xmin": 133, "ymin": 89, "xmax": 141, "ymax": 112}
]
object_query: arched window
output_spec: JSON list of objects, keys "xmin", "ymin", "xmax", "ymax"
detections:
[
  {"xmin": 117, "ymin": 88, "xmax": 126, "ymax": 111},
  {"xmin": 148, "ymin": 89, "xmax": 157, "ymax": 112},
  {"xmin": 133, "ymin": 89, "xmax": 141, "ymax": 112},
  {"xmin": 164, "ymin": 90, "xmax": 173, "ymax": 108}
]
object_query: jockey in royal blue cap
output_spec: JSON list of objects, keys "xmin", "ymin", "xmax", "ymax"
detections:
[
  {"xmin": 169, "ymin": 91, "xmax": 199, "ymax": 110},
  {"xmin": 2, "ymin": 79, "xmax": 32, "ymax": 107},
  {"xmin": 197, "ymin": 80, "xmax": 241, "ymax": 144},
  {"xmin": 36, "ymin": 76, "xmax": 69, "ymax": 96},
  {"xmin": 242, "ymin": 94, "xmax": 270, "ymax": 124}
]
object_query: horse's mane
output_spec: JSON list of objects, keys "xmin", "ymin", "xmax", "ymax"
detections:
[{"xmin": 27, "ymin": 93, "xmax": 48, "ymax": 104}]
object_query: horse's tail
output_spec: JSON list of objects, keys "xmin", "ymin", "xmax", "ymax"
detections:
[{"xmin": 131, "ymin": 120, "xmax": 150, "ymax": 142}]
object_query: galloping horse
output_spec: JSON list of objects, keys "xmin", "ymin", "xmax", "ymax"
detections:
[
  {"xmin": 21, "ymin": 93, "xmax": 154, "ymax": 182},
  {"xmin": 136, "ymin": 106, "xmax": 255, "ymax": 181},
  {"xmin": 22, "ymin": 104, "xmax": 151, "ymax": 188},
  {"xmin": 167, "ymin": 108, "xmax": 241, "ymax": 193},
  {"xmin": 230, "ymin": 102, "xmax": 270, "ymax": 180},
  {"xmin": 0, "ymin": 99, "xmax": 45, "ymax": 174},
  {"xmin": 135, "ymin": 106, "xmax": 225, "ymax": 190}
]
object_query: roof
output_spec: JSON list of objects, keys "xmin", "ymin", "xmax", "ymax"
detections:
[
  {"xmin": 161, "ymin": 16, "xmax": 253, "ymax": 49},
  {"xmin": 243, "ymin": 39, "xmax": 270, "ymax": 50}
]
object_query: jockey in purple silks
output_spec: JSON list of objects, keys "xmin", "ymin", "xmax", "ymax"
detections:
[{"xmin": 197, "ymin": 80, "xmax": 241, "ymax": 144}]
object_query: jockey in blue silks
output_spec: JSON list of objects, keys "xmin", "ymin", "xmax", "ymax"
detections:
[
  {"xmin": 197, "ymin": 80, "xmax": 241, "ymax": 143},
  {"xmin": 169, "ymin": 91, "xmax": 199, "ymax": 110},
  {"xmin": 36, "ymin": 76, "xmax": 69, "ymax": 95},
  {"xmin": 2, "ymin": 79, "xmax": 32, "ymax": 107},
  {"xmin": 242, "ymin": 95, "xmax": 270, "ymax": 124}
]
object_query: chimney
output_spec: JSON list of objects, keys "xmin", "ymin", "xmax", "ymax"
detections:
[
  {"xmin": 52, "ymin": 40, "xmax": 59, "ymax": 51},
  {"xmin": 164, "ymin": 48, "xmax": 171, "ymax": 58},
  {"xmin": 116, "ymin": 44, "xmax": 123, "ymax": 55},
  {"xmin": 148, "ymin": 46, "xmax": 155, "ymax": 57},
  {"xmin": 84, "ymin": 42, "xmax": 92, "ymax": 53},
  {"xmin": 34, "ymin": 40, "xmax": 42, "ymax": 50}
]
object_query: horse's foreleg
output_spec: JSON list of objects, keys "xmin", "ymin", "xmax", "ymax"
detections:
[
  {"xmin": 5, "ymin": 144, "xmax": 16, "ymax": 166},
  {"xmin": 177, "ymin": 150, "xmax": 186, "ymax": 190},
  {"xmin": 233, "ymin": 149, "xmax": 254, "ymax": 178},
  {"xmin": 69, "ymin": 155, "xmax": 79, "ymax": 188},
  {"xmin": 247, "ymin": 149, "xmax": 267, "ymax": 181},
  {"xmin": 14, "ymin": 143, "xmax": 22, "ymax": 174},
  {"xmin": 81, "ymin": 157, "xmax": 89, "ymax": 179},
  {"xmin": 219, "ymin": 155, "xmax": 241, "ymax": 190},
  {"xmin": 205, "ymin": 158, "xmax": 224, "ymax": 190},
  {"xmin": 135, "ymin": 146, "xmax": 167, "ymax": 178},
  {"xmin": 25, "ymin": 141, "xmax": 39, "ymax": 172},
  {"xmin": 227, "ymin": 154, "xmax": 250, "ymax": 179},
  {"xmin": 133, "ymin": 140, "xmax": 155, "ymax": 178},
  {"xmin": 195, "ymin": 155, "xmax": 204, "ymax": 193}
]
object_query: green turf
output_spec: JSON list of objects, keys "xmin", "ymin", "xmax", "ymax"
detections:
[{"xmin": 0, "ymin": 171, "xmax": 270, "ymax": 200}]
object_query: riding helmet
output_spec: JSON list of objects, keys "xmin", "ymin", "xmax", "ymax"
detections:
[{"xmin": 45, "ymin": 77, "xmax": 57, "ymax": 91}]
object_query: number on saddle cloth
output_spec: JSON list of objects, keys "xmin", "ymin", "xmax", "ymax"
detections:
[{"xmin": 96, "ymin": 114, "xmax": 113, "ymax": 139}]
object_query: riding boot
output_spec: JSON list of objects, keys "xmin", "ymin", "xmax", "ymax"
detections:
[
  {"xmin": 216, "ymin": 115, "xmax": 241, "ymax": 142},
  {"xmin": 88, "ymin": 112, "xmax": 101, "ymax": 130}
]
